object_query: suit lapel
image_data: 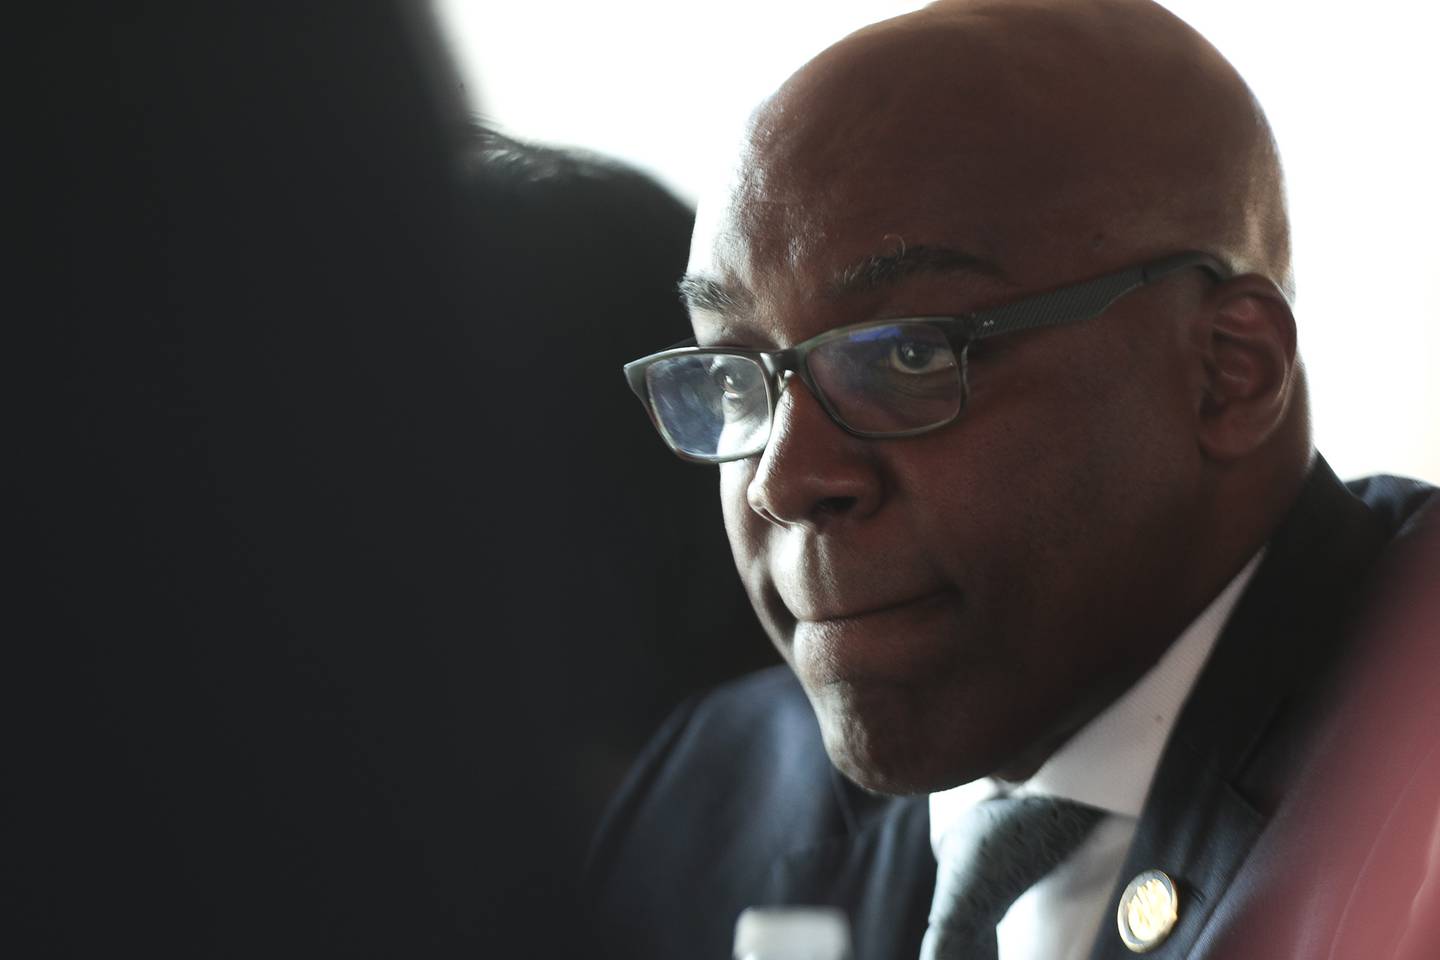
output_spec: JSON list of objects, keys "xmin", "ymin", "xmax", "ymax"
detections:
[{"xmin": 1087, "ymin": 459, "xmax": 1389, "ymax": 960}]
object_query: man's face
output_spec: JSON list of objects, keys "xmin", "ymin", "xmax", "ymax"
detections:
[{"xmin": 689, "ymin": 53, "xmax": 1214, "ymax": 794}]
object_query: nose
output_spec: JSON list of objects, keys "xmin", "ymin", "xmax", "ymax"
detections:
[{"xmin": 745, "ymin": 376, "xmax": 885, "ymax": 528}]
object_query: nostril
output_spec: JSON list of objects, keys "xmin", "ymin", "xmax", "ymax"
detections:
[
  {"xmin": 753, "ymin": 504, "xmax": 785, "ymax": 526},
  {"xmin": 816, "ymin": 496, "xmax": 858, "ymax": 516}
]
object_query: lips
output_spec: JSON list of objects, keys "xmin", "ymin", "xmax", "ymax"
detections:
[
  {"xmin": 787, "ymin": 587, "xmax": 965, "ymax": 684},
  {"xmin": 761, "ymin": 538, "xmax": 956, "ymax": 636},
  {"xmin": 789, "ymin": 588, "xmax": 950, "ymax": 624}
]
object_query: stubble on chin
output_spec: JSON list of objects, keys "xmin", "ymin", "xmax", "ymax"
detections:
[{"xmin": 807, "ymin": 678, "xmax": 958, "ymax": 796}]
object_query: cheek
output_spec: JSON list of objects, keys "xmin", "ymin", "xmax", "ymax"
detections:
[
  {"xmin": 719, "ymin": 463, "xmax": 766, "ymax": 592},
  {"xmin": 718, "ymin": 462, "xmax": 752, "ymax": 549},
  {"xmin": 906, "ymin": 343, "xmax": 1196, "ymax": 615},
  {"xmin": 719, "ymin": 462, "xmax": 795, "ymax": 654}
]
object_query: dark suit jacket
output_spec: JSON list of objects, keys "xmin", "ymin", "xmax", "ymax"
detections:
[{"xmin": 586, "ymin": 459, "xmax": 1437, "ymax": 959}]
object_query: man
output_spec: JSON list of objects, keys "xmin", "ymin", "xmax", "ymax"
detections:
[{"xmin": 588, "ymin": 1, "xmax": 1437, "ymax": 957}]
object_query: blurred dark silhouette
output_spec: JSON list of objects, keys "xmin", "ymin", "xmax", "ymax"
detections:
[
  {"xmin": 459, "ymin": 126, "xmax": 774, "ymax": 823},
  {"xmin": 15, "ymin": 2, "xmax": 769, "ymax": 956}
]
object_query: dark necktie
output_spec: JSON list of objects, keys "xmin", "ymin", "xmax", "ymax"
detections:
[{"xmin": 919, "ymin": 795, "xmax": 1104, "ymax": 960}]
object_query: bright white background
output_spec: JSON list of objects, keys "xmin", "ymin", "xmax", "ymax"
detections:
[{"xmin": 436, "ymin": 0, "xmax": 1438, "ymax": 483}]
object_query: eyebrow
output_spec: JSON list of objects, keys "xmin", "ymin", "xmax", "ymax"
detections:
[
  {"xmin": 677, "ymin": 275, "xmax": 751, "ymax": 315},
  {"xmin": 676, "ymin": 244, "xmax": 1007, "ymax": 316},
  {"xmin": 829, "ymin": 244, "xmax": 1007, "ymax": 297}
]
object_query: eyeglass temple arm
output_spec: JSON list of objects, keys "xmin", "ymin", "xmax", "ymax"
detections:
[
  {"xmin": 969, "ymin": 251, "xmax": 1231, "ymax": 341},
  {"xmin": 1142, "ymin": 250, "xmax": 1231, "ymax": 284}
]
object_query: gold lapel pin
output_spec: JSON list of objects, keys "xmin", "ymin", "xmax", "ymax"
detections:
[{"xmin": 1117, "ymin": 869, "xmax": 1179, "ymax": 953}]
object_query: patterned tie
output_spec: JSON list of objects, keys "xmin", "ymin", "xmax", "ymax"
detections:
[{"xmin": 919, "ymin": 795, "xmax": 1104, "ymax": 960}]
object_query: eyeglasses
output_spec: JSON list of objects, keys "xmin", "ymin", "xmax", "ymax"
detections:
[{"xmin": 623, "ymin": 251, "xmax": 1229, "ymax": 463}]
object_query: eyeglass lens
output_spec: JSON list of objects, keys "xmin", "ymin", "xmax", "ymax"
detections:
[
  {"xmin": 646, "ymin": 354, "xmax": 771, "ymax": 460},
  {"xmin": 645, "ymin": 323, "xmax": 964, "ymax": 460},
  {"xmin": 808, "ymin": 323, "xmax": 961, "ymax": 433}
]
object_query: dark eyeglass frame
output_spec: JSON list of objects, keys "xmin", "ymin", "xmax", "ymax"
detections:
[{"xmin": 624, "ymin": 250, "xmax": 1231, "ymax": 464}]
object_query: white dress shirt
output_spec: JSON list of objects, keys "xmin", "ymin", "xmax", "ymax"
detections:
[{"xmin": 927, "ymin": 551, "xmax": 1264, "ymax": 960}]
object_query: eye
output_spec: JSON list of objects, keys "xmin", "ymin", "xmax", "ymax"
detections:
[
  {"xmin": 708, "ymin": 358, "xmax": 764, "ymax": 402},
  {"xmin": 888, "ymin": 338, "xmax": 951, "ymax": 374},
  {"xmin": 717, "ymin": 370, "xmax": 744, "ymax": 399}
]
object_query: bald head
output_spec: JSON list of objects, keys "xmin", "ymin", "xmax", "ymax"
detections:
[{"xmin": 711, "ymin": 0, "xmax": 1290, "ymax": 299}]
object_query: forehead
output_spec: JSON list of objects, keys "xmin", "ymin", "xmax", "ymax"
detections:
[{"xmin": 684, "ymin": 121, "xmax": 1038, "ymax": 347}]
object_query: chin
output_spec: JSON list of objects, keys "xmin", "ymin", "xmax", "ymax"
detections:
[
  {"xmin": 810, "ymin": 679, "xmax": 993, "ymax": 796},
  {"xmin": 827, "ymin": 740, "xmax": 940, "ymax": 796}
]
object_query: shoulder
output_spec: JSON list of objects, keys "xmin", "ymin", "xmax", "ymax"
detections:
[
  {"xmin": 585, "ymin": 666, "xmax": 859, "ymax": 957},
  {"xmin": 1345, "ymin": 472, "xmax": 1435, "ymax": 536},
  {"xmin": 671, "ymin": 664, "xmax": 823, "ymax": 770},
  {"xmin": 588, "ymin": 666, "xmax": 840, "ymax": 871},
  {"xmin": 1237, "ymin": 464, "xmax": 1432, "ymax": 632}
]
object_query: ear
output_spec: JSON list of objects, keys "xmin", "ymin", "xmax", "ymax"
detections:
[{"xmin": 1194, "ymin": 274, "xmax": 1298, "ymax": 461}]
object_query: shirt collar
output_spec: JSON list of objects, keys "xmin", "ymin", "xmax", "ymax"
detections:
[{"xmin": 929, "ymin": 550, "xmax": 1264, "ymax": 855}]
